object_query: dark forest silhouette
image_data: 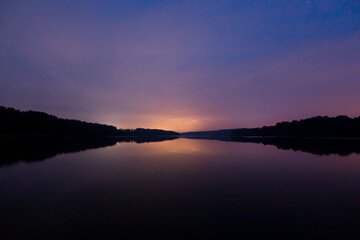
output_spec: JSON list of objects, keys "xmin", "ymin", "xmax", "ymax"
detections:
[
  {"xmin": 232, "ymin": 115, "xmax": 360, "ymax": 138},
  {"xmin": 183, "ymin": 115, "xmax": 360, "ymax": 138},
  {"xmin": 0, "ymin": 106, "xmax": 179, "ymax": 137},
  {"xmin": 2, "ymin": 106, "xmax": 360, "ymax": 157}
]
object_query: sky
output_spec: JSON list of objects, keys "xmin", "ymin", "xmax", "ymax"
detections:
[{"xmin": 1, "ymin": 0, "xmax": 359, "ymax": 132}]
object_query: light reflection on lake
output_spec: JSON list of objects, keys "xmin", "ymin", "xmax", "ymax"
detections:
[{"xmin": 1, "ymin": 138, "xmax": 360, "ymax": 239}]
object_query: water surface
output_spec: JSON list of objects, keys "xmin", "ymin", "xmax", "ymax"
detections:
[{"xmin": 1, "ymin": 138, "xmax": 360, "ymax": 239}]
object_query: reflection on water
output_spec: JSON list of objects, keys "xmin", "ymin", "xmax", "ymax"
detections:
[
  {"xmin": 0, "ymin": 136, "xmax": 179, "ymax": 167},
  {"xmin": 1, "ymin": 138, "xmax": 360, "ymax": 239},
  {"xmin": 232, "ymin": 136, "xmax": 360, "ymax": 156},
  {"xmin": 184, "ymin": 135, "xmax": 360, "ymax": 156},
  {"xmin": 0, "ymin": 136, "xmax": 117, "ymax": 167}
]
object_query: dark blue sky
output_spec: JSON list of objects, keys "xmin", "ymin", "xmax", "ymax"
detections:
[{"xmin": 1, "ymin": 0, "xmax": 359, "ymax": 131}]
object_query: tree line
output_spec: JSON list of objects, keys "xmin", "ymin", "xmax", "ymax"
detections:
[
  {"xmin": 232, "ymin": 115, "xmax": 360, "ymax": 138},
  {"xmin": 0, "ymin": 106, "xmax": 179, "ymax": 137}
]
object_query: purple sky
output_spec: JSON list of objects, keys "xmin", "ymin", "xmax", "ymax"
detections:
[{"xmin": 1, "ymin": 0, "xmax": 360, "ymax": 131}]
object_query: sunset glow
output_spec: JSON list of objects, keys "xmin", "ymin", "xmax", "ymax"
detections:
[{"xmin": 1, "ymin": 1, "xmax": 359, "ymax": 131}]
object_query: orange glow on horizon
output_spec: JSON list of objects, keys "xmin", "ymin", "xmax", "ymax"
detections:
[
  {"xmin": 141, "ymin": 116, "xmax": 200, "ymax": 132},
  {"xmin": 103, "ymin": 114, "xmax": 217, "ymax": 132}
]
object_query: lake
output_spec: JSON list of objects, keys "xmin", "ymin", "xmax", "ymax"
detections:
[{"xmin": 1, "ymin": 137, "xmax": 360, "ymax": 239}]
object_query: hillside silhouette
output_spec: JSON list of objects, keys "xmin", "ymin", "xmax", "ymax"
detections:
[
  {"xmin": 232, "ymin": 115, "xmax": 360, "ymax": 138},
  {"xmin": 0, "ymin": 106, "xmax": 179, "ymax": 137}
]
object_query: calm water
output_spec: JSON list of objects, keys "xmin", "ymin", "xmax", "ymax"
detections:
[{"xmin": 1, "ymin": 138, "xmax": 360, "ymax": 239}]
